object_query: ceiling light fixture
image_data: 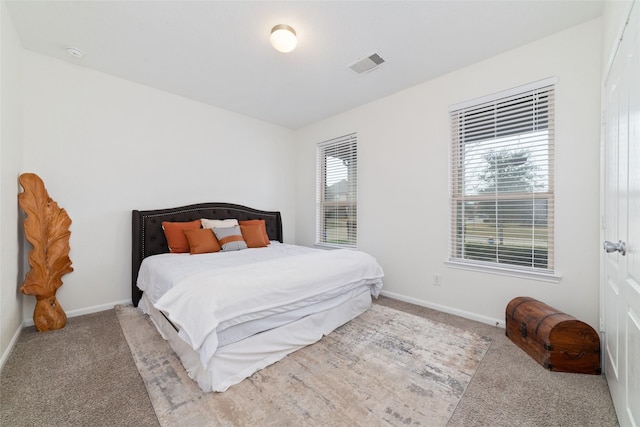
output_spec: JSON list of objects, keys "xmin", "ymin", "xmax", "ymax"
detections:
[{"xmin": 270, "ymin": 24, "xmax": 297, "ymax": 53}]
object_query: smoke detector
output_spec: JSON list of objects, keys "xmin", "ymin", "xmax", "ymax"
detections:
[{"xmin": 348, "ymin": 52, "xmax": 385, "ymax": 75}]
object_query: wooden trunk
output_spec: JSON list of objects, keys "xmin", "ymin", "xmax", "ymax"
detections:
[{"xmin": 505, "ymin": 297, "xmax": 601, "ymax": 375}]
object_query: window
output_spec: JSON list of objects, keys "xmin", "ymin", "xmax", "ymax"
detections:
[
  {"xmin": 449, "ymin": 78, "xmax": 556, "ymax": 276},
  {"xmin": 316, "ymin": 133, "xmax": 357, "ymax": 247}
]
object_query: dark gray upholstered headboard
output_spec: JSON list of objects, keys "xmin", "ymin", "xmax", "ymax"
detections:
[{"xmin": 131, "ymin": 202, "xmax": 283, "ymax": 306}]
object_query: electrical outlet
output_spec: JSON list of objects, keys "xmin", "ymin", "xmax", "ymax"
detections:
[{"xmin": 433, "ymin": 274, "xmax": 441, "ymax": 286}]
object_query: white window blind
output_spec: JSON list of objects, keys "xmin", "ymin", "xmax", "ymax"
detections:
[
  {"xmin": 449, "ymin": 80, "xmax": 555, "ymax": 274},
  {"xmin": 316, "ymin": 133, "xmax": 357, "ymax": 247}
]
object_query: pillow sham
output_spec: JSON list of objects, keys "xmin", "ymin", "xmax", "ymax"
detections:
[
  {"xmin": 212, "ymin": 225, "xmax": 248, "ymax": 251},
  {"xmin": 201, "ymin": 218, "xmax": 239, "ymax": 230},
  {"xmin": 239, "ymin": 219, "xmax": 270, "ymax": 245},
  {"xmin": 240, "ymin": 224, "xmax": 269, "ymax": 248},
  {"xmin": 162, "ymin": 220, "xmax": 201, "ymax": 253},
  {"xmin": 183, "ymin": 228, "xmax": 221, "ymax": 254}
]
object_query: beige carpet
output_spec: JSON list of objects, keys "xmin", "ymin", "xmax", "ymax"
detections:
[
  {"xmin": 0, "ymin": 310, "xmax": 159, "ymax": 427},
  {"xmin": 116, "ymin": 304, "xmax": 492, "ymax": 426}
]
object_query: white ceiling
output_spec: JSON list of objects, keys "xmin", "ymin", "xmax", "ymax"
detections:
[{"xmin": 6, "ymin": 1, "xmax": 602, "ymax": 129}]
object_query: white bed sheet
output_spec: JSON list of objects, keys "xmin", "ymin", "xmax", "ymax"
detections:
[
  {"xmin": 139, "ymin": 283, "xmax": 369, "ymax": 348},
  {"xmin": 137, "ymin": 242, "xmax": 317, "ymax": 305},
  {"xmin": 137, "ymin": 243, "xmax": 384, "ymax": 370}
]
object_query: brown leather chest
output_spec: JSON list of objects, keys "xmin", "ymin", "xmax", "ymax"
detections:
[{"xmin": 505, "ymin": 297, "xmax": 601, "ymax": 374}]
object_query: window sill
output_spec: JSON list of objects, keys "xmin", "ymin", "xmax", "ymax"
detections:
[
  {"xmin": 445, "ymin": 259, "xmax": 561, "ymax": 283},
  {"xmin": 314, "ymin": 243, "xmax": 356, "ymax": 250}
]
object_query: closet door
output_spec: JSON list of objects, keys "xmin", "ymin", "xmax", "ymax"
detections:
[{"xmin": 602, "ymin": 3, "xmax": 640, "ymax": 426}]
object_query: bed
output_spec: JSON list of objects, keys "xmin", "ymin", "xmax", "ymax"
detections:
[{"xmin": 131, "ymin": 202, "xmax": 384, "ymax": 392}]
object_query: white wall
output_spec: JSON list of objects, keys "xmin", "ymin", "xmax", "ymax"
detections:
[
  {"xmin": 295, "ymin": 19, "xmax": 602, "ymax": 328},
  {"xmin": 21, "ymin": 52, "xmax": 297, "ymax": 320},
  {"xmin": 0, "ymin": 0, "xmax": 25, "ymax": 367},
  {"xmin": 601, "ymin": 0, "xmax": 635, "ymax": 79}
]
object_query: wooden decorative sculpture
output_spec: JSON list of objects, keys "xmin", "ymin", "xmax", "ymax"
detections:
[{"xmin": 18, "ymin": 173, "xmax": 73, "ymax": 332}]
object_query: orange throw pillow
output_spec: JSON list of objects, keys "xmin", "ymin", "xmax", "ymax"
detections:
[
  {"xmin": 162, "ymin": 220, "xmax": 201, "ymax": 253},
  {"xmin": 239, "ymin": 219, "xmax": 270, "ymax": 245},
  {"xmin": 240, "ymin": 224, "xmax": 269, "ymax": 248},
  {"xmin": 183, "ymin": 228, "xmax": 221, "ymax": 254}
]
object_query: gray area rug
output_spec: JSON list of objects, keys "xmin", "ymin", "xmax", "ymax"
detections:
[{"xmin": 116, "ymin": 304, "xmax": 492, "ymax": 426}]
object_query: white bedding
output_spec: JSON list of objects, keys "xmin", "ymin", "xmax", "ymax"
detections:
[
  {"xmin": 137, "ymin": 243, "xmax": 384, "ymax": 370},
  {"xmin": 140, "ymin": 288, "xmax": 373, "ymax": 392},
  {"xmin": 137, "ymin": 242, "xmax": 319, "ymax": 304}
]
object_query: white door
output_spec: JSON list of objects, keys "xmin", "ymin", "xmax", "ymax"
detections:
[{"xmin": 602, "ymin": 3, "xmax": 640, "ymax": 426}]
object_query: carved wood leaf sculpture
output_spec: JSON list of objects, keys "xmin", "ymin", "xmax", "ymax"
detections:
[{"xmin": 18, "ymin": 173, "xmax": 73, "ymax": 331}]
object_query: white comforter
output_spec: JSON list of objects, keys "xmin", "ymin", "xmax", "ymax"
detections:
[
  {"xmin": 138, "ymin": 242, "xmax": 320, "ymax": 304},
  {"xmin": 138, "ymin": 243, "xmax": 384, "ymax": 368}
]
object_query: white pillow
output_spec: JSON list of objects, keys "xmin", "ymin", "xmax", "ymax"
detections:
[{"xmin": 201, "ymin": 218, "xmax": 238, "ymax": 229}]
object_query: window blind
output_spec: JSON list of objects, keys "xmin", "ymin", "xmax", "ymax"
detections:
[
  {"xmin": 316, "ymin": 133, "xmax": 358, "ymax": 247},
  {"xmin": 449, "ymin": 80, "xmax": 555, "ymax": 273}
]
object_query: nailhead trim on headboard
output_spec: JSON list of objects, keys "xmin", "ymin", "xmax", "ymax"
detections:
[{"xmin": 131, "ymin": 203, "xmax": 283, "ymax": 306}]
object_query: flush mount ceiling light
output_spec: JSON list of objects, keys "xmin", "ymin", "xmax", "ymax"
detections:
[{"xmin": 270, "ymin": 24, "xmax": 297, "ymax": 53}]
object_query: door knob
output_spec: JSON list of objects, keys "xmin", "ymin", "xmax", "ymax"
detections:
[{"xmin": 603, "ymin": 240, "xmax": 626, "ymax": 256}]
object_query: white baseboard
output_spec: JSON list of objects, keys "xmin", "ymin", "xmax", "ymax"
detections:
[
  {"xmin": 22, "ymin": 299, "xmax": 132, "ymax": 327},
  {"xmin": 380, "ymin": 290, "xmax": 505, "ymax": 329},
  {"xmin": 0, "ymin": 324, "xmax": 23, "ymax": 373}
]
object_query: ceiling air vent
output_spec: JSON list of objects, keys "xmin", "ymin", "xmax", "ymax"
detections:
[{"xmin": 348, "ymin": 53, "xmax": 385, "ymax": 75}]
